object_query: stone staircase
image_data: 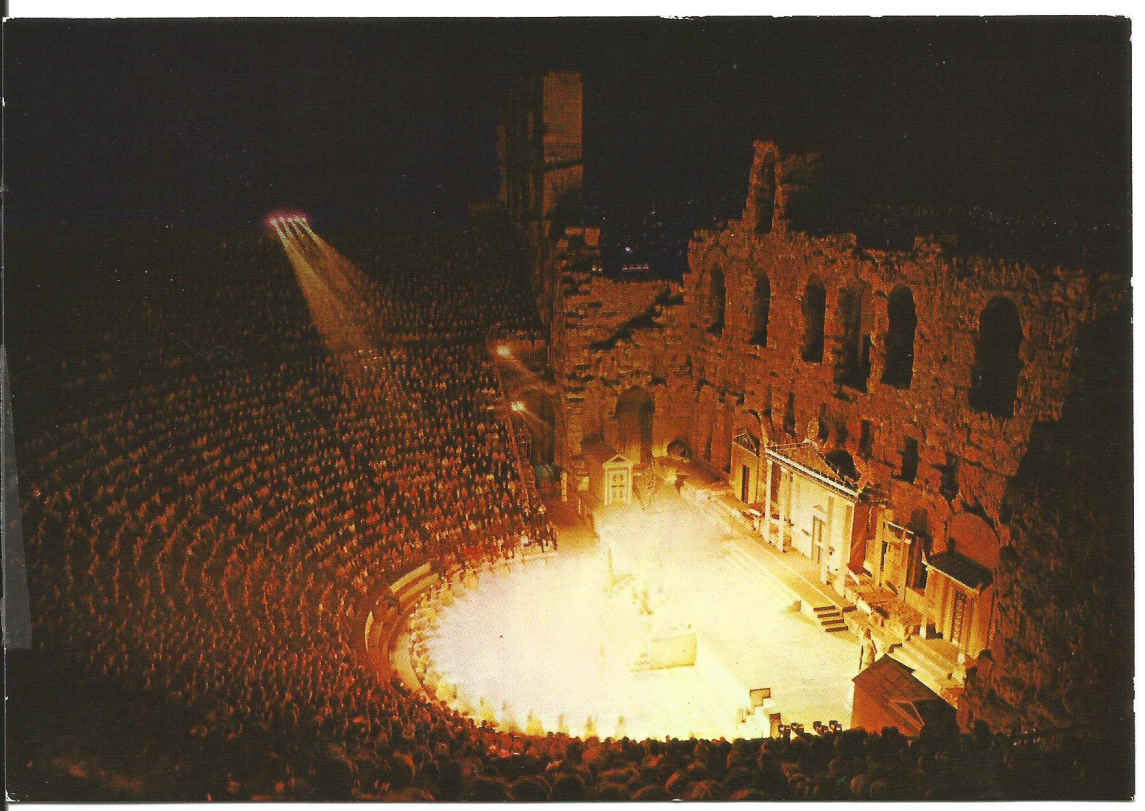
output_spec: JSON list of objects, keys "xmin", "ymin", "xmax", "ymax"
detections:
[
  {"xmin": 721, "ymin": 543, "xmax": 856, "ymax": 636},
  {"xmin": 812, "ymin": 604, "xmax": 850, "ymax": 633}
]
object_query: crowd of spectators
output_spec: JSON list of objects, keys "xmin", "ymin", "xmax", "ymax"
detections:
[{"xmin": 6, "ymin": 221, "xmax": 1123, "ymax": 800}]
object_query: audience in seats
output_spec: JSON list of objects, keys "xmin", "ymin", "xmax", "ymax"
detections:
[{"xmin": 8, "ymin": 224, "xmax": 1118, "ymax": 801}]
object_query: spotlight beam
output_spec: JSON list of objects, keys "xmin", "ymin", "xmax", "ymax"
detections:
[{"xmin": 269, "ymin": 213, "xmax": 373, "ymax": 359}]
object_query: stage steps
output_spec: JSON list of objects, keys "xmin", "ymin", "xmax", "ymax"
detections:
[
  {"xmin": 721, "ymin": 543, "xmax": 855, "ymax": 635},
  {"xmin": 812, "ymin": 604, "xmax": 849, "ymax": 633}
]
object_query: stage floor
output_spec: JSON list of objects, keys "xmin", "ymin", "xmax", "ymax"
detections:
[{"xmin": 416, "ymin": 488, "xmax": 857, "ymax": 740}]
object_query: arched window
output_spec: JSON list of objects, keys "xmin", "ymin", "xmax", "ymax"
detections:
[
  {"xmin": 969, "ymin": 297, "xmax": 1023, "ymax": 418},
  {"xmin": 667, "ymin": 438, "xmax": 692, "ymax": 461},
  {"xmin": 750, "ymin": 273, "xmax": 771, "ymax": 346},
  {"xmin": 755, "ymin": 151, "xmax": 777, "ymax": 235},
  {"xmin": 616, "ymin": 387, "xmax": 655, "ymax": 464},
  {"xmin": 708, "ymin": 267, "xmax": 726, "ymax": 335},
  {"xmin": 835, "ymin": 284, "xmax": 873, "ymax": 390},
  {"xmin": 882, "ymin": 285, "xmax": 917, "ymax": 388},
  {"xmin": 802, "ymin": 278, "xmax": 826, "ymax": 363}
]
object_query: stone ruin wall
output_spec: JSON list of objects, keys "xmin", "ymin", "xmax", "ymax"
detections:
[
  {"xmin": 684, "ymin": 224, "xmax": 1117, "ymax": 560},
  {"xmin": 540, "ymin": 71, "xmax": 584, "ymax": 222},
  {"xmin": 497, "ymin": 71, "xmax": 585, "ymax": 327},
  {"xmin": 550, "ymin": 264, "xmax": 689, "ymax": 468},
  {"xmin": 548, "ymin": 140, "xmax": 1127, "ymax": 726},
  {"xmin": 554, "ymin": 141, "xmax": 1122, "ymax": 553}
]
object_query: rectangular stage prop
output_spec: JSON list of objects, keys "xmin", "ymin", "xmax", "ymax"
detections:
[{"xmin": 647, "ymin": 626, "xmax": 698, "ymax": 669}]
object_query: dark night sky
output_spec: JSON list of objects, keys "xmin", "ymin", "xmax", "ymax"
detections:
[{"xmin": 3, "ymin": 18, "xmax": 1131, "ymax": 236}]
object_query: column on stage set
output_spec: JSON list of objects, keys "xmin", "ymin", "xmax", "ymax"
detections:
[{"xmin": 762, "ymin": 458, "xmax": 774, "ymax": 547}]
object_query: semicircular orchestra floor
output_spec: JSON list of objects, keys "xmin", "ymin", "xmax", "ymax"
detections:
[{"xmin": 395, "ymin": 491, "xmax": 858, "ymax": 742}]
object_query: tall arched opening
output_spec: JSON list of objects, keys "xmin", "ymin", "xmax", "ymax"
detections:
[
  {"xmin": 835, "ymin": 283, "xmax": 873, "ymax": 390},
  {"xmin": 802, "ymin": 277, "xmax": 826, "ymax": 363},
  {"xmin": 882, "ymin": 285, "xmax": 917, "ymax": 388},
  {"xmin": 616, "ymin": 387, "xmax": 654, "ymax": 465},
  {"xmin": 969, "ymin": 297, "xmax": 1023, "ymax": 418},
  {"xmin": 750, "ymin": 273, "xmax": 771, "ymax": 346}
]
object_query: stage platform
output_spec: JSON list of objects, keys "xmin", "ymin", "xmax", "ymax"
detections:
[{"xmin": 394, "ymin": 485, "xmax": 858, "ymax": 740}]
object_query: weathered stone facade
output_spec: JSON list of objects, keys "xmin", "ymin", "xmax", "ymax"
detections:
[
  {"xmin": 542, "ymin": 138, "xmax": 1128, "ymax": 727},
  {"xmin": 960, "ymin": 299, "xmax": 1132, "ymax": 731}
]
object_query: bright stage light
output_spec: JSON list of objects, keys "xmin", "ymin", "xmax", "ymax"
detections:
[
  {"xmin": 510, "ymin": 401, "xmax": 525, "ymax": 413},
  {"xmin": 496, "ymin": 344, "xmax": 513, "ymax": 359},
  {"xmin": 266, "ymin": 212, "xmax": 310, "ymax": 228}
]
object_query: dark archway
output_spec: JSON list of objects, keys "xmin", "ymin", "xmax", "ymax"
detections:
[
  {"xmin": 835, "ymin": 283, "xmax": 873, "ymax": 390},
  {"xmin": 750, "ymin": 273, "xmax": 771, "ymax": 346},
  {"xmin": 667, "ymin": 438, "xmax": 691, "ymax": 461},
  {"xmin": 802, "ymin": 277, "xmax": 826, "ymax": 363},
  {"xmin": 969, "ymin": 297, "xmax": 1023, "ymax": 418},
  {"xmin": 616, "ymin": 387, "xmax": 654, "ymax": 464},
  {"xmin": 882, "ymin": 285, "xmax": 917, "ymax": 388},
  {"xmin": 708, "ymin": 267, "xmax": 726, "ymax": 335}
]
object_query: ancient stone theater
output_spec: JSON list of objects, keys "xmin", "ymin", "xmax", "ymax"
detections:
[
  {"xmin": 498, "ymin": 71, "xmax": 1130, "ymax": 739},
  {"xmin": 6, "ymin": 47, "xmax": 1131, "ymax": 801}
]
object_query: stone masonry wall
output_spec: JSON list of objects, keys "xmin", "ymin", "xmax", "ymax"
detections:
[
  {"xmin": 681, "ymin": 142, "xmax": 1124, "ymax": 563},
  {"xmin": 959, "ymin": 301, "xmax": 1132, "ymax": 732},
  {"xmin": 550, "ymin": 264, "xmax": 691, "ymax": 466}
]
